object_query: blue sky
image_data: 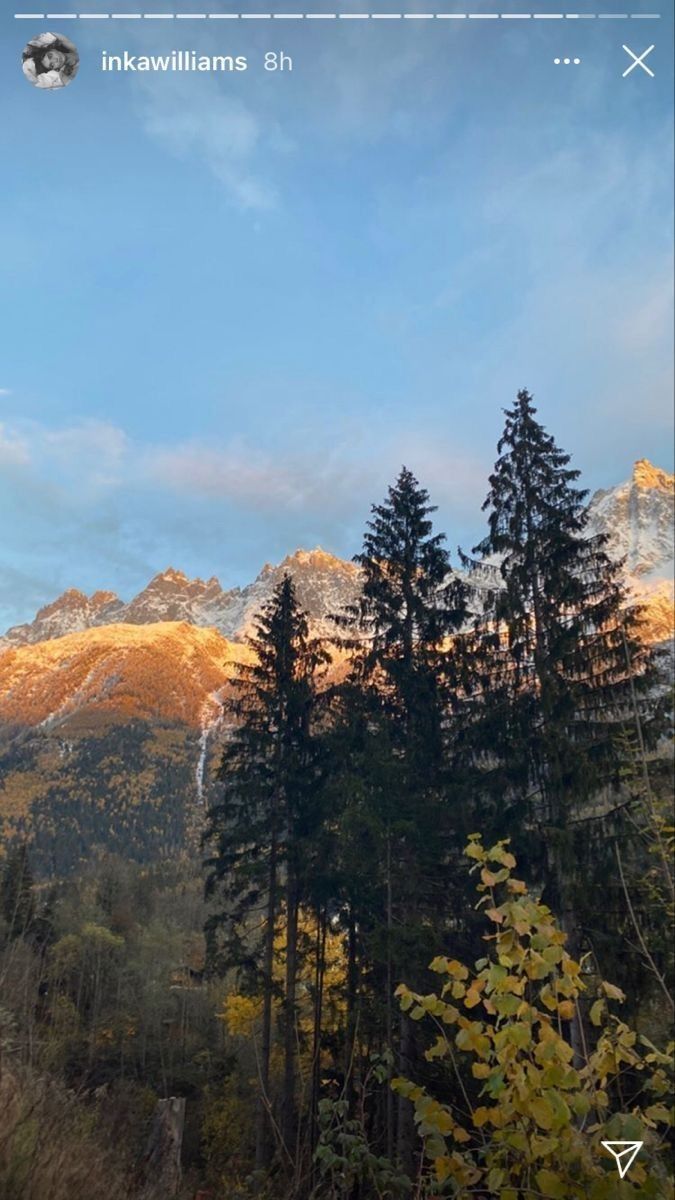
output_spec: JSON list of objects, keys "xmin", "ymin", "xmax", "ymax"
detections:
[{"xmin": 0, "ymin": 1, "xmax": 673, "ymax": 627}]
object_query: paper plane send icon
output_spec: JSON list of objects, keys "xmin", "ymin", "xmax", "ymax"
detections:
[{"xmin": 601, "ymin": 1141, "xmax": 644, "ymax": 1179}]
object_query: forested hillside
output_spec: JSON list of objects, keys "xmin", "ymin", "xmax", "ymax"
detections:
[{"xmin": 1, "ymin": 392, "xmax": 673, "ymax": 1200}]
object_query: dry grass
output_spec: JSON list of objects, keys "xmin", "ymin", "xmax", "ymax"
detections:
[{"xmin": 0, "ymin": 1064, "xmax": 132, "ymax": 1200}]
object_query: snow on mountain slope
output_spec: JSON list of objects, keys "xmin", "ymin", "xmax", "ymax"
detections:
[
  {"xmin": 224, "ymin": 549, "xmax": 361, "ymax": 641},
  {"xmin": 1, "ymin": 549, "xmax": 360, "ymax": 648},
  {"xmin": 4, "ymin": 588, "xmax": 124, "ymax": 646},
  {"xmin": 587, "ymin": 460, "xmax": 673, "ymax": 580},
  {"xmin": 119, "ymin": 568, "xmax": 240, "ymax": 630},
  {"xmin": 1, "ymin": 463, "xmax": 671, "ymax": 652},
  {"xmin": 587, "ymin": 460, "xmax": 673, "ymax": 643}
]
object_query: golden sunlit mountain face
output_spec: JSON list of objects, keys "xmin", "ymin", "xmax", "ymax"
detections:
[
  {"xmin": 0, "ymin": 463, "xmax": 671, "ymax": 868},
  {"xmin": 0, "ymin": 622, "xmax": 251, "ymax": 730}
]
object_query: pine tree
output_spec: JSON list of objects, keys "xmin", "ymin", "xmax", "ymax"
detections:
[
  {"xmin": 203, "ymin": 573, "xmax": 328, "ymax": 1171},
  {"xmin": 334, "ymin": 466, "xmax": 468, "ymax": 1169},
  {"xmin": 466, "ymin": 389, "xmax": 657, "ymax": 971}
]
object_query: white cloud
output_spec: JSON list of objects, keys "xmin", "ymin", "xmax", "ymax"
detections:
[
  {"xmin": 0, "ymin": 422, "xmax": 30, "ymax": 467},
  {"xmin": 140, "ymin": 79, "xmax": 276, "ymax": 211}
]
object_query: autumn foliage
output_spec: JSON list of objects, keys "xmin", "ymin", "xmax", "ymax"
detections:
[{"xmin": 393, "ymin": 837, "xmax": 674, "ymax": 1198}]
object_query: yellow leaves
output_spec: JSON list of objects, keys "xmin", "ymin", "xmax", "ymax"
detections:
[
  {"xmin": 433, "ymin": 1155, "xmax": 454, "ymax": 1184},
  {"xmin": 487, "ymin": 840, "xmax": 516, "ymax": 869},
  {"xmin": 528, "ymin": 1095, "xmax": 554, "ymax": 1130},
  {"xmin": 570, "ymin": 1092, "xmax": 591, "ymax": 1118},
  {"xmin": 600, "ymin": 980, "xmax": 625, "ymax": 1003},
  {"xmin": 456, "ymin": 1020, "xmax": 492, "ymax": 1060},
  {"xmin": 446, "ymin": 979, "xmax": 467, "ymax": 1000},
  {"xmin": 525, "ymin": 951, "xmax": 551, "ymax": 981},
  {"xmin": 395, "ymin": 983, "xmax": 413, "ymax": 1008},
  {"xmin": 447, "ymin": 960, "xmax": 470, "ymax": 981},
  {"xmin": 391, "ymin": 1077, "xmax": 424, "ymax": 1102},
  {"xmin": 425, "ymin": 1035, "xmax": 449, "ymax": 1063},
  {"xmin": 540, "ymin": 985, "xmax": 558, "ymax": 1012},
  {"xmin": 487, "ymin": 1166, "xmax": 506, "ymax": 1190},
  {"xmin": 562, "ymin": 956, "xmax": 581, "ymax": 979},
  {"xmin": 590, "ymin": 999, "xmax": 605, "ymax": 1027},
  {"xmin": 464, "ymin": 980, "xmax": 485, "ymax": 1009},
  {"xmin": 433, "ymin": 1151, "xmax": 481, "ymax": 1188},
  {"xmin": 218, "ymin": 993, "xmax": 262, "ymax": 1037},
  {"xmin": 493, "ymin": 993, "xmax": 521, "ymax": 1017},
  {"xmin": 429, "ymin": 956, "xmax": 448, "ymax": 974},
  {"xmin": 535, "ymin": 1168, "xmax": 567, "ymax": 1198},
  {"xmin": 431, "ymin": 956, "xmax": 469, "ymax": 980},
  {"xmin": 416, "ymin": 1097, "xmax": 455, "ymax": 1137},
  {"xmin": 480, "ymin": 866, "xmax": 510, "ymax": 888},
  {"xmin": 397, "ymin": 835, "xmax": 675, "ymax": 1200},
  {"xmin": 506, "ymin": 877, "xmax": 527, "ymax": 894},
  {"xmin": 644, "ymin": 1103, "xmax": 672, "ymax": 1126},
  {"xmin": 542, "ymin": 945, "xmax": 564, "ymax": 967},
  {"xmin": 465, "ymin": 837, "xmax": 486, "ymax": 862},
  {"xmin": 507, "ymin": 1022, "xmax": 533, "ymax": 1051}
]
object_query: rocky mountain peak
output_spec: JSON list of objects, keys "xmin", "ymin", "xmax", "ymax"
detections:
[
  {"xmin": 3, "ymin": 586, "xmax": 123, "ymax": 646},
  {"xmin": 632, "ymin": 459, "xmax": 673, "ymax": 491},
  {"xmin": 150, "ymin": 567, "xmax": 189, "ymax": 585},
  {"xmin": 588, "ymin": 460, "xmax": 673, "ymax": 580},
  {"xmin": 2, "ymin": 462, "xmax": 672, "ymax": 651}
]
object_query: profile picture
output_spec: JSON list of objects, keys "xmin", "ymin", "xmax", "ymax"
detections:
[{"xmin": 22, "ymin": 32, "xmax": 79, "ymax": 90}]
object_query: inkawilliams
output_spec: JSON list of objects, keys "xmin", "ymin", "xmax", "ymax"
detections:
[{"xmin": 101, "ymin": 50, "xmax": 248, "ymax": 72}]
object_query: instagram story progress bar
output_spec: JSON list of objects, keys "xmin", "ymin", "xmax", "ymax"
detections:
[{"xmin": 11, "ymin": 11, "xmax": 664, "ymax": 18}]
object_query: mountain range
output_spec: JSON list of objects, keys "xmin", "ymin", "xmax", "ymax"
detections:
[
  {"xmin": 0, "ymin": 460, "xmax": 672, "ymax": 873},
  {"xmin": 2, "ymin": 549, "xmax": 362, "ymax": 649}
]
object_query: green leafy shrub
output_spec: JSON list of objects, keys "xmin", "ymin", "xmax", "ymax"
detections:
[{"xmin": 393, "ymin": 836, "xmax": 674, "ymax": 1198}]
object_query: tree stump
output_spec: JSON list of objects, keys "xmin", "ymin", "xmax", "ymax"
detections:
[{"xmin": 141, "ymin": 1096, "xmax": 186, "ymax": 1199}]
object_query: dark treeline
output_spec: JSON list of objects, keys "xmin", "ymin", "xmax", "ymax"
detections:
[
  {"xmin": 1, "ymin": 391, "xmax": 672, "ymax": 1200},
  {"xmin": 202, "ymin": 391, "xmax": 673, "ymax": 1197}
]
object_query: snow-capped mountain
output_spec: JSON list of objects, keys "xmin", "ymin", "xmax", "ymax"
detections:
[
  {"xmin": 587, "ymin": 459, "xmax": 673, "ymax": 581},
  {"xmin": 223, "ymin": 548, "xmax": 361, "ymax": 641},
  {"xmin": 4, "ymin": 588, "xmax": 124, "ymax": 645},
  {"xmin": 1, "ymin": 462, "xmax": 672, "ymax": 652},
  {"xmin": 587, "ymin": 460, "xmax": 673, "ymax": 643},
  {"xmin": 0, "ymin": 461, "xmax": 670, "ymax": 874},
  {"xmin": 2, "ymin": 549, "xmax": 361, "ymax": 648}
]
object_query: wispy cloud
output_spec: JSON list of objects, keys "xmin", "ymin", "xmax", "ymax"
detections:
[
  {"xmin": 0, "ymin": 411, "xmax": 488, "ymax": 627},
  {"xmin": 139, "ymin": 77, "xmax": 277, "ymax": 211},
  {"xmin": 0, "ymin": 423, "xmax": 29, "ymax": 467}
]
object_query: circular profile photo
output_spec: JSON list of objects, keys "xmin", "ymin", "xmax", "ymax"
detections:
[{"xmin": 22, "ymin": 32, "xmax": 79, "ymax": 90}]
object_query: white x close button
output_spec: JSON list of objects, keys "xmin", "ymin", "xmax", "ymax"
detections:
[{"xmin": 622, "ymin": 45, "xmax": 655, "ymax": 78}]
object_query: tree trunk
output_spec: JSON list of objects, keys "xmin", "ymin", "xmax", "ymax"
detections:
[
  {"xmin": 309, "ymin": 906, "xmax": 327, "ymax": 1171},
  {"xmin": 282, "ymin": 869, "xmax": 299, "ymax": 1159},
  {"xmin": 344, "ymin": 906, "xmax": 358, "ymax": 1108},
  {"xmin": 385, "ymin": 828, "xmax": 395, "ymax": 1165},
  {"xmin": 255, "ymin": 829, "xmax": 278, "ymax": 1173},
  {"xmin": 396, "ymin": 1011, "xmax": 416, "ymax": 1177},
  {"xmin": 141, "ymin": 1097, "xmax": 185, "ymax": 1199}
]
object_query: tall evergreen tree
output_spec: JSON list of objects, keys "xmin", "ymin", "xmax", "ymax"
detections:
[
  {"xmin": 203, "ymin": 573, "xmax": 328, "ymax": 1170},
  {"xmin": 465, "ymin": 389, "xmax": 657, "ymax": 966},
  {"xmin": 333, "ymin": 467, "xmax": 468, "ymax": 1169}
]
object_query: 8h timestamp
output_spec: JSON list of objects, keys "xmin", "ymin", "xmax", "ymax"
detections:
[{"xmin": 264, "ymin": 51, "xmax": 293, "ymax": 71}]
